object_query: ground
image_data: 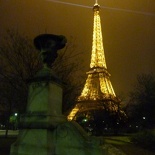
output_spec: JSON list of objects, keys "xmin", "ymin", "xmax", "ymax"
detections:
[
  {"xmin": 104, "ymin": 136, "xmax": 155, "ymax": 155},
  {"xmin": 0, "ymin": 131, "xmax": 155, "ymax": 155},
  {"xmin": 0, "ymin": 137, "xmax": 16, "ymax": 155}
]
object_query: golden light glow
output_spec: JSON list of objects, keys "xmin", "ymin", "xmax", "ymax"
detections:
[
  {"xmin": 68, "ymin": 2, "xmax": 118, "ymax": 121},
  {"xmin": 90, "ymin": 8, "xmax": 107, "ymax": 69},
  {"xmin": 67, "ymin": 105, "xmax": 79, "ymax": 120}
]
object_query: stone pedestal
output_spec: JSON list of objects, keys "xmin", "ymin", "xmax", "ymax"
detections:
[
  {"xmin": 10, "ymin": 68, "xmax": 66, "ymax": 155},
  {"xmin": 10, "ymin": 69, "xmax": 109, "ymax": 155},
  {"xmin": 10, "ymin": 34, "xmax": 109, "ymax": 155}
]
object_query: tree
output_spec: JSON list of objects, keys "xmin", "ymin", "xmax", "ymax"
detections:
[
  {"xmin": 51, "ymin": 37, "xmax": 85, "ymax": 113},
  {"xmin": 0, "ymin": 30, "xmax": 84, "ymax": 136},
  {"xmin": 126, "ymin": 73, "xmax": 155, "ymax": 130}
]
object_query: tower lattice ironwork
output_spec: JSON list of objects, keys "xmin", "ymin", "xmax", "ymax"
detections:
[{"xmin": 68, "ymin": 1, "xmax": 121, "ymax": 121}]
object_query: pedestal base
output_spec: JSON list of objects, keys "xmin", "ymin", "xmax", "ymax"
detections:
[
  {"xmin": 10, "ymin": 121, "xmax": 109, "ymax": 155},
  {"xmin": 11, "ymin": 129, "xmax": 54, "ymax": 155}
]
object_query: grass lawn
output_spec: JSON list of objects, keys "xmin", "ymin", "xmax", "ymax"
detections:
[{"xmin": 104, "ymin": 136, "xmax": 155, "ymax": 155}]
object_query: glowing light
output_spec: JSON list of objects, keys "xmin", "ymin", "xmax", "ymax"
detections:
[
  {"xmin": 82, "ymin": 118, "xmax": 88, "ymax": 122},
  {"xmin": 47, "ymin": 0, "xmax": 155, "ymax": 16},
  {"xmin": 68, "ymin": 1, "xmax": 119, "ymax": 120},
  {"xmin": 90, "ymin": 7, "xmax": 107, "ymax": 69},
  {"xmin": 47, "ymin": 0, "xmax": 91, "ymax": 9},
  {"xmin": 67, "ymin": 105, "xmax": 79, "ymax": 120},
  {"xmin": 101, "ymin": 5, "xmax": 155, "ymax": 16}
]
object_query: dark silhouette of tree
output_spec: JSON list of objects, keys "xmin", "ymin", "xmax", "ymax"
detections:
[
  {"xmin": 0, "ymin": 29, "xmax": 84, "ymax": 137},
  {"xmin": 125, "ymin": 73, "xmax": 155, "ymax": 130}
]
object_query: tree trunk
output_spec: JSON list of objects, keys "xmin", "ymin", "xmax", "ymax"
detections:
[{"xmin": 5, "ymin": 119, "xmax": 9, "ymax": 138}]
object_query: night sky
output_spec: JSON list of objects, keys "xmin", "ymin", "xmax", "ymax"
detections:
[{"xmin": 0, "ymin": 0, "xmax": 155, "ymax": 98}]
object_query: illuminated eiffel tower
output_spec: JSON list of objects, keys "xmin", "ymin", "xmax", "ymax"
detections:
[{"xmin": 68, "ymin": 1, "xmax": 121, "ymax": 121}]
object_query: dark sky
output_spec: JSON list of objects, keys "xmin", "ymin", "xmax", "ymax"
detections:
[{"xmin": 0, "ymin": 0, "xmax": 155, "ymax": 98}]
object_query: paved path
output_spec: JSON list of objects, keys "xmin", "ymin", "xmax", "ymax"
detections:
[{"xmin": 0, "ymin": 130, "xmax": 19, "ymax": 136}]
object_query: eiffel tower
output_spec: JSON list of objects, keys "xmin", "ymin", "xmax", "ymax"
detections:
[{"xmin": 68, "ymin": 1, "xmax": 122, "ymax": 121}]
